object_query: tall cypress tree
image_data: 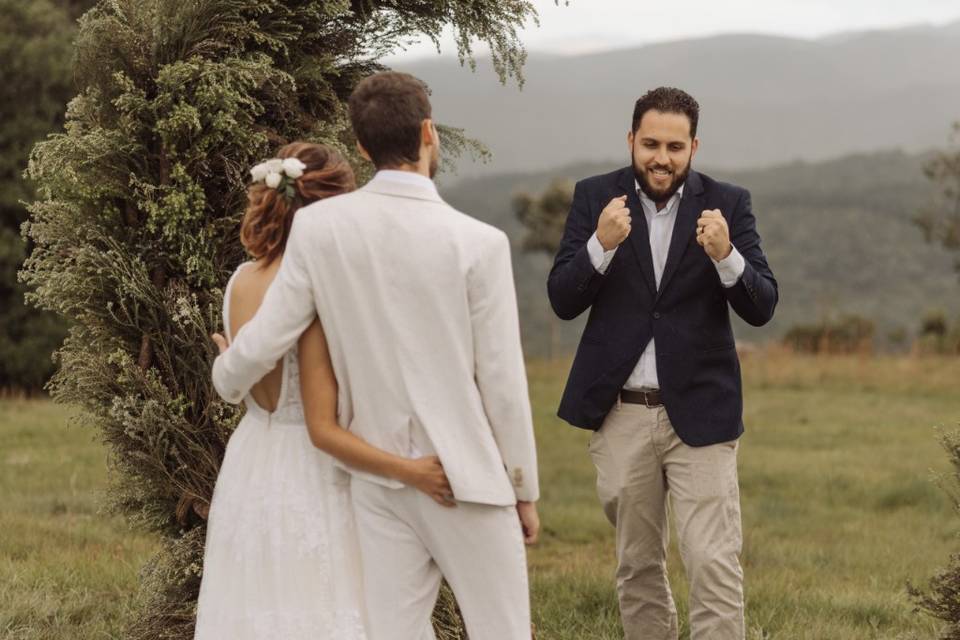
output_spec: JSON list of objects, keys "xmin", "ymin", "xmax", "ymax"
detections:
[{"xmin": 21, "ymin": 1, "xmax": 538, "ymax": 636}]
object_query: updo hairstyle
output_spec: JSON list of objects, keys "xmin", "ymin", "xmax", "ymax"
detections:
[{"xmin": 240, "ymin": 142, "xmax": 356, "ymax": 265}]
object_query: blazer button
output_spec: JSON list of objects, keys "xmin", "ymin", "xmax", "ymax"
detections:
[{"xmin": 653, "ymin": 312, "xmax": 661, "ymax": 319}]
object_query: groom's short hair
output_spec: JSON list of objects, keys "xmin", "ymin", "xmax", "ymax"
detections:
[{"xmin": 349, "ymin": 72, "xmax": 432, "ymax": 169}]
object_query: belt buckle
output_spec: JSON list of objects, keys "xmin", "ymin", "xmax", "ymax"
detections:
[{"xmin": 643, "ymin": 391, "xmax": 654, "ymax": 408}]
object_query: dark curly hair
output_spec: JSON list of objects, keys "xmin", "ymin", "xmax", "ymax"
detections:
[
  {"xmin": 240, "ymin": 142, "xmax": 356, "ymax": 266},
  {"xmin": 631, "ymin": 87, "xmax": 700, "ymax": 138}
]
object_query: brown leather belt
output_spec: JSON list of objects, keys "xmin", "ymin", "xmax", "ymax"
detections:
[{"xmin": 621, "ymin": 388, "xmax": 663, "ymax": 407}]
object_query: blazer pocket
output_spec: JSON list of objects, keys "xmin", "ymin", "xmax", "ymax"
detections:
[{"xmin": 700, "ymin": 343, "xmax": 736, "ymax": 353}]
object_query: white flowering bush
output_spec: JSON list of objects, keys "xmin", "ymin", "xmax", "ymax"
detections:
[{"xmin": 20, "ymin": 0, "xmax": 537, "ymax": 637}]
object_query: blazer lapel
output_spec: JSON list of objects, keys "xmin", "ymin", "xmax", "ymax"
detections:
[
  {"xmin": 618, "ymin": 168, "xmax": 657, "ymax": 295},
  {"xmin": 657, "ymin": 170, "xmax": 705, "ymax": 298}
]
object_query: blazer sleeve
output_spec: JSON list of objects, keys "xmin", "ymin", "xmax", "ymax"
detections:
[
  {"xmin": 722, "ymin": 188, "xmax": 778, "ymax": 326},
  {"xmin": 212, "ymin": 216, "xmax": 318, "ymax": 403},
  {"xmin": 547, "ymin": 180, "xmax": 606, "ymax": 320},
  {"xmin": 468, "ymin": 231, "xmax": 540, "ymax": 502}
]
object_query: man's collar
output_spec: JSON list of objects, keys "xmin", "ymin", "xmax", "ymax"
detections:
[
  {"xmin": 370, "ymin": 170, "xmax": 437, "ymax": 193},
  {"xmin": 361, "ymin": 169, "xmax": 443, "ymax": 203}
]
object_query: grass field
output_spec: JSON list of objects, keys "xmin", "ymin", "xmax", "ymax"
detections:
[{"xmin": 2, "ymin": 352, "xmax": 959, "ymax": 639}]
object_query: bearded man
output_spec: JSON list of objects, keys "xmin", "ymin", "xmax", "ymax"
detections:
[{"xmin": 547, "ymin": 87, "xmax": 778, "ymax": 640}]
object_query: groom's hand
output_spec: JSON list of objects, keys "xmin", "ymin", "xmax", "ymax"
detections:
[
  {"xmin": 696, "ymin": 209, "xmax": 732, "ymax": 261},
  {"xmin": 596, "ymin": 195, "xmax": 631, "ymax": 251},
  {"xmin": 211, "ymin": 333, "xmax": 229, "ymax": 354},
  {"xmin": 516, "ymin": 501, "xmax": 540, "ymax": 545}
]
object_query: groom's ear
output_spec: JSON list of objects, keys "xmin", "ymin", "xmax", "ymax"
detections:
[
  {"xmin": 355, "ymin": 141, "xmax": 372, "ymax": 163},
  {"xmin": 421, "ymin": 119, "xmax": 436, "ymax": 147}
]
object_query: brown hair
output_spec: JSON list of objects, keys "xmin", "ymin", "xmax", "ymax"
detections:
[
  {"xmin": 632, "ymin": 87, "xmax": 700, "ymax": 137},
  {"xmin": 348, "ymin": 71, "xmax": 432, "ymax": 169},
  {"xmin": 240, "ymin": 142, "xmax": 355, "ymax": 265}
]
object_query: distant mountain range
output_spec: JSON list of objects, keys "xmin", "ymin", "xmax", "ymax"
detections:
[
  {"xmin": 439, "ymin": 150, "xmax": 960, "ymax": 356},
  {"xmin": 396, "ymin": 21, "xmax": 960, "ymax": 178}
]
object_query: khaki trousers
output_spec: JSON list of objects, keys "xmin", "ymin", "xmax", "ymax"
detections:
[{"xmin": 589, "ymin": 402, "xmax": 744, "ymax": 640}]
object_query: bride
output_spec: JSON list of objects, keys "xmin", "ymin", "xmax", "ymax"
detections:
[{"xmin": 195, "ymin": 142, "xmax": 453, "ymax": 639}]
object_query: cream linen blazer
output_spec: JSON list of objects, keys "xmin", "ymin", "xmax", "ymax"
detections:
[{"xmin": 212, "ymin": 177, "xmax": 539, "ymax": 505}]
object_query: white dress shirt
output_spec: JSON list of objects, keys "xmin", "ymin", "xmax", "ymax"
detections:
[{"xmin": 586, "ymin": 180, "xmax": 746, "ymax": 390}]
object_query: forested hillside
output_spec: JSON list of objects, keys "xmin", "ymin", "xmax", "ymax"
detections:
[
  {"xmin": 399, "ymin": 21, "xmax": 960, "ymax": 176},
  {"xmin": 441, "ymin": 150, "xmax": 960, "ymax": 355}
]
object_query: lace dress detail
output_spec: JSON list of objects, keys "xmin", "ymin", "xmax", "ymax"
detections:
[
  {"xmin": 274, "ymin": 347, "xmax": 306, "ymax": 424},
  {"xmin": 195, "ymin": 263, "xmax": 367, "ymax": 640}
]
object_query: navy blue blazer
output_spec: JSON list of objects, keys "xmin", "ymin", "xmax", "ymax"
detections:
[{"xmin": 547, "ymin": 167, "xmax": 778, "ymax": 446}]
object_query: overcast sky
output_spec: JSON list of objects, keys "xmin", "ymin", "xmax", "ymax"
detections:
[{"xmin": 385, "ymin": 0, "xmax": 960, "ymax": 61}]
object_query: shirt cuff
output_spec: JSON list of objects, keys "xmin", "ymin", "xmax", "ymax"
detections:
[
  {"xmin": 587, "ymin": 232, "xmax": 617, "ymax": 275},
  {"xmin": 713, "ymin": 245, "xmax": 745, "ymax": 288}
]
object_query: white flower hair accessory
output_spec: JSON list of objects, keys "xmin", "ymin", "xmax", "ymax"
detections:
[{"xmin": 249, "ymin": 157, "xmax": 307, "ymax": 199}]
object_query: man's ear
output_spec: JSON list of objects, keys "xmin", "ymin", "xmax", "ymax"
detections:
[
  {"xmin": 356, "ymin": 140, "xmax": 372, "ymax": 162},
  {"xmin": 690, "ymin": 136, "xmax": 700, "ymax": 162},
  {"xmin": 627, "ymin": 130, "xmax": 634, "ymax": 151},
  {"xmin": 422, "ymin": 119, "xmax": 436, "ymax": 147}
]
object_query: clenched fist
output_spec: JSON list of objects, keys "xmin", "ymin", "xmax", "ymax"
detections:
[
  {"xmin": 597, "ymin": 195, "xmax": 631, "ymax": 251},
  {"xmin": 696, "ymin": 209, "xmax": 732, "ymax": 261}
]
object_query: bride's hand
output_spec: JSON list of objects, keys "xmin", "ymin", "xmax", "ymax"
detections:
[
  {"xmin": 211, "ymin": 333, "xmax": 229, "ymax": 355},
  {"xmin": 402, "ymin": 456, "xmax": 456, "ymax": 508}
]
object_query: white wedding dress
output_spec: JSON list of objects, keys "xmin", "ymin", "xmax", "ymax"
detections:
[{"xmin": 194, "ymin": 263, "xmax": 367, "ymax": 639}]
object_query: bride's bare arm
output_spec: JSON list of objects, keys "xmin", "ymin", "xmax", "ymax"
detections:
[{"xmin": 298, "ymin": 318, "xmax": 455, "ymax": 507}]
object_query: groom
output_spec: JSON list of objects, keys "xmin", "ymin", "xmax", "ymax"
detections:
[
  {"xmin": 548, "ymin": 87, "xmax": 777, "ymax": 639},
  {"xmin": 213, "ymin": 72, "xmax": 539, "ymax": 639}
]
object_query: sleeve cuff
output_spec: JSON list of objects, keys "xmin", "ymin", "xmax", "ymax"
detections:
[
  {"xmin": 587, "ymin": 232, "xmax": 617, "ymax": 275},
  {"xmin": 212, "ymin": 354, "xmax": 245, "ymax": 404},
  {"xmin": 713, "ymin": 245, "xmax": 745, "ymax": 288}
]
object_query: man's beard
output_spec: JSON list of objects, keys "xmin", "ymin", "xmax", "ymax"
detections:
[{"xmin": 633, "ymin": 156, "xmax": 691, "ymax": 205}]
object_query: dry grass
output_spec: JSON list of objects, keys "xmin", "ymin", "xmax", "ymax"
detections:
[
  {"xmin": 3, "ymin": 352, "xmax": 959, "ymax": 638},
  {"xmin": 526, "ymin": 352, "xmax": 959, "ymax": 639},
  {"xmin": 739, "ymin": 346, "xmax": 960, "ymax": 394}
]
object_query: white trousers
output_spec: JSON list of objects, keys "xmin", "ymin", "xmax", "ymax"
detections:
[{"xmin": 351, "ymin": 478, "xmax": 531, "ymax": 640}]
